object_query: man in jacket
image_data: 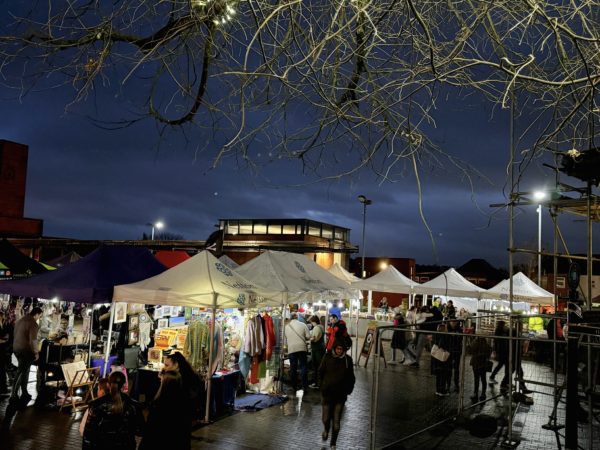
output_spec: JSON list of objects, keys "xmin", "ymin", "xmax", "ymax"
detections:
[
  {"xmin": 319, "ymin": 337, "xmax": 355, "ymax": 450},
  {"xmin": 447, "ymin": 318, "xmax": 463, "ymax": 392},
  {"xmin": 285, "ymin": 313, "xmax": 310, "ymax": 393},
  {"xmin": 10, "ymin": 306, "xmax": 43, "ymax": 406}
]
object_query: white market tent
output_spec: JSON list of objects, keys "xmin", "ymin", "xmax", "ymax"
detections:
[
  {"xmin": 113, "ymin": 250, "xmax": 281, "ymax": 308},
  {"xmin": 415, "ymin": 268, "xmax": 486, "ymax": 299},
  {"xmin": 414, "ymin": 268, "xmax": 485, "ymax": 313},
  {"xmin": 351, "ymin": 265, "xmax": 419, "ymax": 294},
  {"xmin": 112, "ymin": 250, "xmax": 281, "ymax": 422},
  {"xmin": 328, "ymin": 262, "xmax": 361, "ymax": 283},
  {"xmin": 484, "ymin": 272, "xmax": 554, "ymax": 306},
  {"xmin": 218, "ymin": 254, "xmax": 239, "ymax": 269},
  {"xmin": 235, "ymin": 250, "xmax": 351, "ymax": 303}
]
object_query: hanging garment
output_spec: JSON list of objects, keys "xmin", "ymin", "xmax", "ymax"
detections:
[
  {"xmin": 209, "ymin": 322, "xmax": 224, "ymax": 375},
  {"xmin": 185, "ymin": 321, "xmax": 211, "ymax": 371},
  {"xmin": 263, "ymin": 314, "xmax": 276, "ymax": 361},
  {"xmin": 238, "ymin": 351, "xmax": 251, "ymax": 379},
  {"xmin": 138, "ymin": 322, "xmax": 152, "ymax": 351},
  {"xmin": 242, "ymin": 315, "xmax": 265, "ymax": 357}
]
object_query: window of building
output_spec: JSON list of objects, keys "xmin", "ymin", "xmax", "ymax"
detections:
[
  {"xmin": 334, "ymin": 229, "xmax": 345, "ymax": 241},
  {"xmin": 321, "ymin": 225, "xmax": 333, "ymax": 239},
  {"xmin": 239, "ymin": 220, "xmax": 253, "ymax": 234},
  {"xmin": 418, "ymin": 276, "xmax": 429, "ymax": 282},
  {"xmin": 556, "ymin": 276, "xmax": 566, "ymax": 289},
  {"xmin": 225, "ymin": 220, "xmax": 238, "ymax": 235},
  {"xmin": 282, "ymin": 224, "xmax": 296, "ymax": 235},
  {"xmin": 308, "ymin": 224, "xmax": 321, "ymax": 237},
  {"xmin": 267, "ymin": 223, "xmax": 282, "ymax": 234},
  {"xmin": 253, "ymin": 222, "xmax": 267, "ymax": 234}
]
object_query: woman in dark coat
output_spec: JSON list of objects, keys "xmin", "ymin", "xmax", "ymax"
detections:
[
  {"xmin": 431, "ymin": 323, "xmax": 451, "ymax": 396},
  {"xmin": 82, "ymin": 371, "xmax": 143, "ymax": 450},
  {"xmin": 469, "ymin": 336, "xmax": 492, "ymax": 401},
  {"xmin": 319, "ymin": 338, "xmax": 355, "ymax": 450},
  {"xmin": 139, "ymin": 370, "xmax": 191, "ymax": 450}
]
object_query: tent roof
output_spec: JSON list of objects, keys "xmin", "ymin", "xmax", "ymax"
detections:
[
  {"xmin": 351, "ymin": 265, "xmax": 419, "ymax": 294},
  {"xmin": 485, "ymin": 272, "xmax": 554, "ymax": 305},
  {"xmin": 113, "ymin": 250, "xmax": 282, "ymax": 308},
  {"xmin": 154, "ymin": 250, "xmax": 191, "ymax": 268},
  {"xmin": 0, "ymin": 239, "xmax": 47, "ymax": 277},
  {"xmin": 218, "ymin": 254, "xmax": 239, "ymax": 269},
  {"xmin": 44, "ymin": 251, "xmax": 82, "ymax": 268},
  {"xmin": 236, "ymin": 251, "xmax": 350, "ymax": 302},
  {"xmin": 415, "ymin": 268, "xmax": 486, "ymax": 298},
  {"xmin": 328, "ymin": 263, "xmax": 360, "ymax": 283},
  {"xmin": 0, "ymin": 245, "xmax": 167, "ymax": 303}
]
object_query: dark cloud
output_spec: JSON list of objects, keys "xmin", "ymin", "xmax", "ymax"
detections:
[{"xmin": 0, "ymin": 73, "xmax": 593, "ymax": 271}]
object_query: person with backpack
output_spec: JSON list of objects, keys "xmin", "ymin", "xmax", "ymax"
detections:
[
  {"xmin": 319, "ymin": 337, "xmax": 356, "ymax": 450},
  {"xmin": 325, "ymin": 314, "xmax": 351, "ymax": 352}
]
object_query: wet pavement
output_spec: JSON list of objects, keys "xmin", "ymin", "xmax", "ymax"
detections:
[{"xmin": 0, "ymin": 343, "xmax": 598, "ymax": 450}]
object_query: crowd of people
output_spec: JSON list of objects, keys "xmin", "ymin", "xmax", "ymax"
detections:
[{"xmin": 284, "ymin": 310, "xmax": 355, "ymax": 450}]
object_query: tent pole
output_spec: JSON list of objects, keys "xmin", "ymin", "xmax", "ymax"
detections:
[
  {"xmin": 103, "ymin": 303, "xmax": 116, "ymax": 376},
  {"xmin": 367, "ymin": 290, "xmax": 372, "ymax": 315},
  {"xmin": 279, "ymin": 292, "xmax": 288, "ymax": 394},
  {"xmin": 204, "ymin": 293, "xmax": 217, "ymax": 423},
  {"xmin": 88, "ymin": 304, "xmax": 93, "ymax": 365}
]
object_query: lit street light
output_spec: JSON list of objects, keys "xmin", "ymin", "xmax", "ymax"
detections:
[
  {"xmin": 533, "ymin": 191, "xmax": 546, "ymax": 284},
  {"xmin": 357, "ymin": 195, "xmax": 372, "ymax": 278},
  {"xmin": 147, "ymin": 221, "xmax": 164, "ymax": 240}
]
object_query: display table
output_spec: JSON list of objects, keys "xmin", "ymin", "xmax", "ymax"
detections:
[{"xmin": 131, "ymin": 368, "xmax": 240, "ymax": 419}]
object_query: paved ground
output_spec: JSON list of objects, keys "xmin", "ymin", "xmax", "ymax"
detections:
[{"xmin": 0, "ymin": 342, "xmax": 598, "ymax": 450}]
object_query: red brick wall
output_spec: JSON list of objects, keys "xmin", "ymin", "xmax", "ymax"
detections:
[{"xmin": 0, "ymin": 140, "xmax": 28, "ymax": 218}]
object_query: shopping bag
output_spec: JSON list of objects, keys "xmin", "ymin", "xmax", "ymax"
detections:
[{"xmin": 430, "ymin": 344, "xmax": 450, "ymax": 362}]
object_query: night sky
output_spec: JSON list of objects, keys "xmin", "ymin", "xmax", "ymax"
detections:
[{"xmin": 0, "ymin": 4, "xmax": 593, "ymax": 270}]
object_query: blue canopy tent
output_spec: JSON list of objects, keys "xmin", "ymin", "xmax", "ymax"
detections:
[
  {"xmin": 0, "ymin": 245, "xmax": 167, "ymax": 375},
  {"xmin": 0, "ymin": 245, "xmax": 166, "ymax": 303}
]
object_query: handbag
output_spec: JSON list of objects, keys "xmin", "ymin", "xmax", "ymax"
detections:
[{"xmin": 431, "ymin": 344, "xmax": 450, "ymax": 362}]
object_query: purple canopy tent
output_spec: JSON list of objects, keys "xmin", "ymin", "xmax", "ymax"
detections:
[
  {"xmin": 0, "ymin": 245, "xmax": 167, "ymax": 374},
  {"xmin": 0, "ymin": 245, "xmax": 166, "ymax": 303}
]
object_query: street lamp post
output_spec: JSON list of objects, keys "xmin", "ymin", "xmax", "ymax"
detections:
[
  {"xmin": 533, "ymin": 191, "xmax": 546, "ymax": 284},
  {"xmin": 147, "ymin": 221, "xmax": 164, "ymax": 241},
  {"xmin": 357, "ymin": 195, "xmax": 372, "ymax": 278}
]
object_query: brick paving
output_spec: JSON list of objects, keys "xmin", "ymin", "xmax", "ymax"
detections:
[{"xmin": 0, "ymin": 341, "xmax": 598, "ymax": 450}]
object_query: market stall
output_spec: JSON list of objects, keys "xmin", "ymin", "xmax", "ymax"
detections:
[
  {"xmin": 236, "ymin": 251, "xmax": 351, "ymax": 391},
  {"xmin": 112, "ymin": 250, "xmax": 281, "ymax": 422},
  {"xmin": 0, "ymin": 245, "xmax": 167, "ymax": 406}
]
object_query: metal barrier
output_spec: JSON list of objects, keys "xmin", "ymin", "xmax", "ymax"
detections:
[{"xmin": 367, "ymin": 313, "xmax": 598, "ymax": 450}]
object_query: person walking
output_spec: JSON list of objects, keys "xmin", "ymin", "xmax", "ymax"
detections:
[
  {"xmin": 431, "ymin": 323, "xmax": 452, "ymax": 396},
  {"xmin": 9, "ymin": 306, "xmax": 43, "ymax": 407},
  {"xmin": 82, "ymin": 371, "xmax": 143, "ymax": 450},
  {"xmin": 489, "ymin": 320, "xmax": 509, "ymax": 388},
  {"xmin": 140, "ymin": 370, "xmax": 191, "ymax": 450},
  {"xmin": 285, "ymin": 312, "xmax": 310, "ymax": 393},
  {"xmin": 308, "ymin": 315, "xmax": 325, "ymax": 388},
  {"xmin": 469, "ymin": 336, "xmax": 492, "ymax": 402},
  {"xmin": 319, "ymin": 337, "xmax": 355, "ymax": 450}
]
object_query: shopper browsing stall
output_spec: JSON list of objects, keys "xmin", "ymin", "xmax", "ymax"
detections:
[
  {"xmin": 82, "ymin": 371, "xmax": 143, "ymax": 450},
  {"xmin": 140, "ymin": 370, "xmax": 191, "ymax": 450},
  {"xmin": 284, "ymin": 312, "xmax": 310, "ymax": 393}
]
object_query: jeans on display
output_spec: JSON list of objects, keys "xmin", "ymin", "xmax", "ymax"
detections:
[
  {"xmin": 10, "ymin": 352, "xmax": 35, "ymax": 401},
  {"xmin": 289, "ymin": 351, "xmax": 308, "ymax": 391},
  {"xmin": 322, "ymin": 400, "xmax": 345, "ymax": 446}
]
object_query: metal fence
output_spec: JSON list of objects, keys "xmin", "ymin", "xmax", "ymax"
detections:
[{"xmin": 366, "ymin": 313, "xmax": 599, "ymax": 450}]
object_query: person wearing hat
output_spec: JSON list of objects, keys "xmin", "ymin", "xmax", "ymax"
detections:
[{"xmin": 319, "ymin": 337, "xmax": 355, "ymax": 450}]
